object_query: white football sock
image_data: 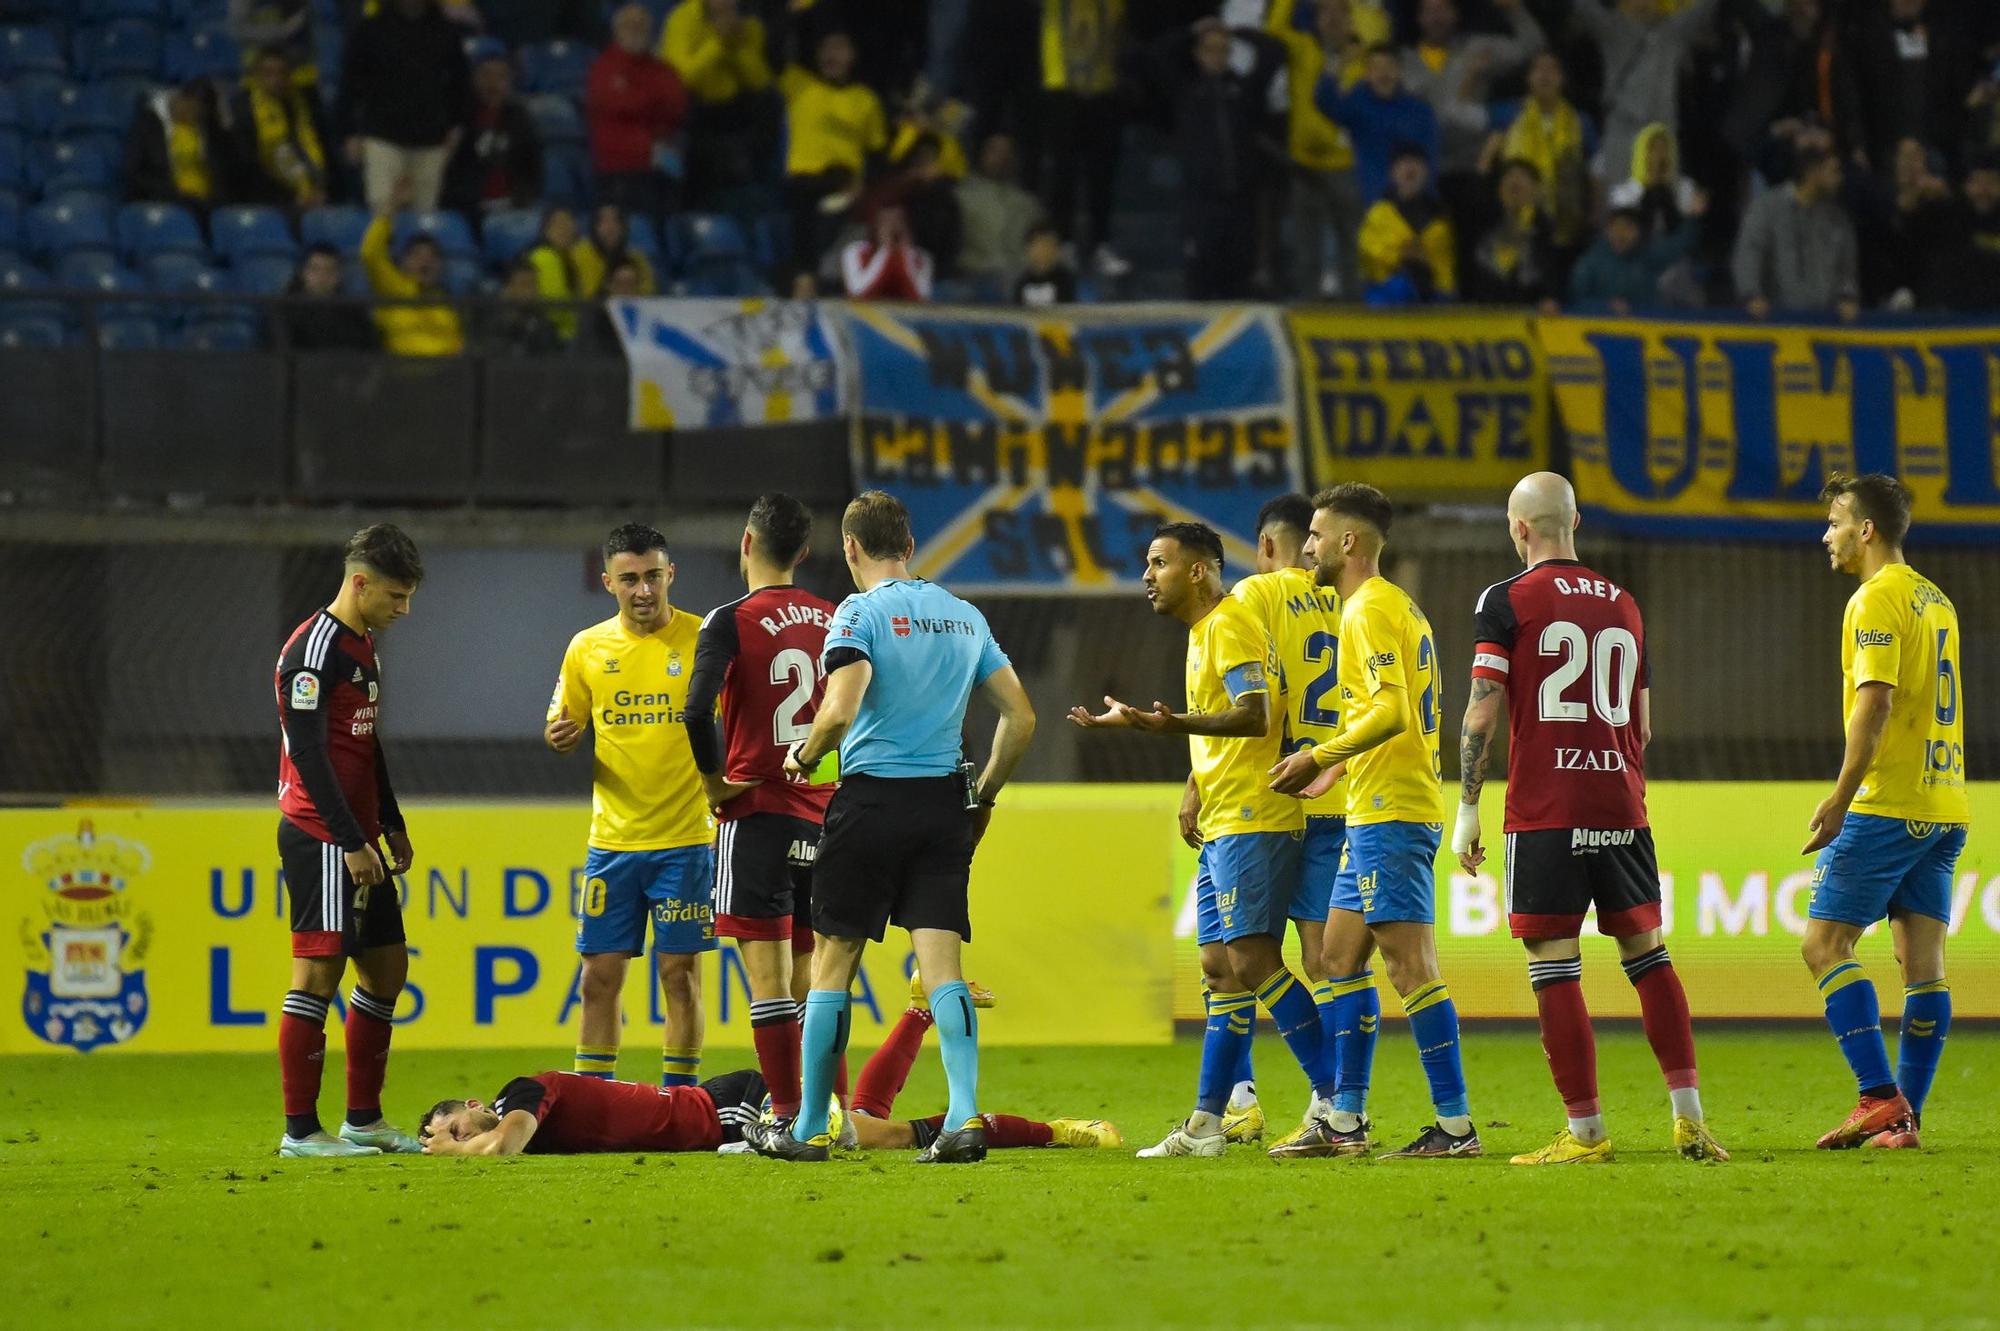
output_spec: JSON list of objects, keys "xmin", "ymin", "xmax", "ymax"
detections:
[
  {"xmin": 1187, "ymin": 1109, "xmax": 1223, "ymax": 1137},
  {"xmin": 1228, "ymin": 1080, "xmax": 1257, "ymax": 1110},
  {"xmin": 1568, "ymin": 1113, "xmax": 1607, "ymax": 1145},
  {"xmin": 1670, "ymin": 1087, "xmax": 1703, "ymax": 1121}
]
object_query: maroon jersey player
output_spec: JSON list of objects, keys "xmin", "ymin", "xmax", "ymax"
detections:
[
  {"xmin": 684, "ymin": 493, "xmax": 837, "ymax": 1123},
  {"xmin": 272, "ymin": 524, "xmax": 426, "ymax": 1160},
  {"xmin": 1453, "ymin": 473, "xmax": 1727, "ymax": 1165}
]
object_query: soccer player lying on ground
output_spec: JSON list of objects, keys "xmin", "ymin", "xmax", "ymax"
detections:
[{"xmin": 416, "ymin": 1002, "xmax": 1120, "ymax": 1156}]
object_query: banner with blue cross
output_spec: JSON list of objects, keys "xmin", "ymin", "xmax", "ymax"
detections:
[
  {"xmin": 840, "ymin": 304, "xmax": 1305, "ymax": 591},
  {"xmin": 612, "ymin": 298, "xmax": 847, "ymax": 429}
]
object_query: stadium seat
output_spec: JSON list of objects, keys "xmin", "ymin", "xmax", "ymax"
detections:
[
  {"xmin": 479, "ymin": 206, "xmax": 541, "ymax": 267},
  {"xmin": 34, "ymin": 136, "xmax": 122, "ymax": 197},
  {"xmin": 53, "ymin": 80, "xmax": 144, "ymax": 136},
  {"xmin": 95, "ymin": 312, "xmax": 163, "ymax": 348},
  {"xmin": 669, "ymin": 212, "xmax": 751, "ymax": 266},
  {"xmin": 24, "ymin": 197, "xmax": 113, "ymax": 261},
  {"xmin": 751, "ymin": 211, "xmax": 788, "ymax": 273},
  {"xmin": 228, "ymin": 251, "xmax": 293, "ymax": 294},
  {"xmin": 117, "ymin": 200, "xmax": 203, "ymax": 261},
  {"xmin": 625, "ymin": 213, "xmax": 661, "ymax": 269},
  {"xmin": 0, "ymin": 83, "xmax": 18, "ymax": 131},
  {"xmin": 166, "ymin": 0, "xmax": 229, "ymax": 21},
  {"xmin": 0, "ymin": 26, "xmax": 67, "ymax": 79},
  {"xmin": 74, "ymin": 21, "xmax": 164, "ymax": 80},
  {"xmin": 300, "ymin": 202, "xmax": 368, "ymax": 255},
  {"xmin": 19, "ymin": 78, "xmax": 75, "ymax": 136},
  {"xmin": 56, "ymin": 247, "xmax": 123, "ymax": 284},
  {"xmin": 40, "ymin": 185, "xmax": 117, "ymax": 215},
  {"xmin": 0, "ymin": 311, "xmax": 65, "ymax": 345},
  {"xmin": 392, "ymin": 207, "xmax": 475, "ymax": 261},
  {"xmin": 209, "ymin": 204, "xmax": 297, "ymax": 263},
  {"xmin": 0, "ymin": 188, "xmax": 16, "ymax": 245},
  {"xmin": 463, "ymin": 34, "xmax": 507, "ymax": 66},
  {"xmin": 84, "ymin": 0, "xmax": 165, "ymax": 20},
  {"xmin": 176, "ymin": 316, "xmax": 259, "ymax": 349},
  {"xmin": 526, "ymin": 92, "xmax": 583, "ymax": 146},
  {"xmin": 440, "ymin": 254, "xmax": 481, "ymax": 294},
  {"xmin": 541, "ymin": 143, "xmax": 590, "ymax": 207},
  {"xmin": 679, "ymin": 258, "xmax": 770, "ymax": 298},
  {"xmin": 0, "ymin": 128, "xmax": 22, "ymax": 190},
  {"xmin": 519, "ymin": 39, "xmax": 591, "ymax": 97},
  {"xmin": 141, "ymin": 248, "xmax": 216, "ymax": 288},
  {"xmin": 164, "ymin": 26, "xmax": 238, "ymax": 82}
]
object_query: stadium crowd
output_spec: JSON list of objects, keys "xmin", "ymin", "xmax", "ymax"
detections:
[{"xmin": 3, "ymin": 0, "xmax": 2000, "ymax": 350}]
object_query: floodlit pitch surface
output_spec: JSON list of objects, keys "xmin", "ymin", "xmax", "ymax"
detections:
[{"xmin": 4, "ymin": 1030, "xmax": 1994, "ymax": 1329}]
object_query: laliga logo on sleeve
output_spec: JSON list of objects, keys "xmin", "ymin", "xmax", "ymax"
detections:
[
  {"xmin": 892, "ymin": 616, "xmax": 912, "ymax": 638},
  {"xmin": 19, "ymin": 820, "xmax": 152, "ymax": 1052}
]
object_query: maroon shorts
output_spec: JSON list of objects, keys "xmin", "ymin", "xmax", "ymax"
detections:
[{"xmin": 279, "ymin": 817, "xmax": 405, "ymax": 958}]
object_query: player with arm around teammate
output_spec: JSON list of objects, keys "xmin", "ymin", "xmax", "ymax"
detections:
[{"xmin": 1452, "ymin": 472, "xmax": 1727, "ymax": 1164}]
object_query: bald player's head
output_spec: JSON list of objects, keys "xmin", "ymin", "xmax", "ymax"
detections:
[{"xmin": 1506, "ymin": 471, "xmax": 1578, "ymax": 562}]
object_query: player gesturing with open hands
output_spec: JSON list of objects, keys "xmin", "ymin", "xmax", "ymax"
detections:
[{"xmin": 1068, "ymin": 697, "xmax": 1192, "ymax": 733}]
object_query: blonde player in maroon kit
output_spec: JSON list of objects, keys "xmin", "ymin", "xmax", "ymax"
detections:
[{"xmin": 1453, "ymin": 473, "xmax": 1727, "ymax": 1165}]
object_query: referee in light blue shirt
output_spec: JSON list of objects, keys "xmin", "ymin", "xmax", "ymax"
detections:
[{"xmin": 743, "ymin": 490, "xmax": 1037, "ymax": 1165}]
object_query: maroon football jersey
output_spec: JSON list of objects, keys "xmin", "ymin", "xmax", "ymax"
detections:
[
  {"xmin": 1470, "ymin": 560, "xmax": 1649, "ymax": 833},
  {"xmin": 275, "ymin": 609, "xmax": 384, "ymax": 846},
  {"xmin": 492, "ymin": 1073, "xmax": 722, "ymax": 1153},
  {"xmin": 691, "ymin": 585, "xmax": 837, "ymax": 823}
]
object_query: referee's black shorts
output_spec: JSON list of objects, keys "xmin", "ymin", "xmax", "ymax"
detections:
[{"xmin": 811, "ymin": 774, "xmax": 975, "ymax": 943}]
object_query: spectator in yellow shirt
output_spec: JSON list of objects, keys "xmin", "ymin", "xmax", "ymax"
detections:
[
  {"xmin": 1040, "ymin": 0, "xmax": 1130, "ymax": 279},
  {"xmin": 660, "ymin": 0, "xmax": 773, "ymax": 210},
  {"xmin": 571, "ymin": 204, "xmax": 657, "ymax": 297},
  {"xmin": 780, "ymin": 30, "xmax": 886, "ymax": 282},
  {"xmin": 1358, "ymin": 144, "xmax": 1456, "ymax": 303},
  {"xmin": 358, "ymin": 180, "xmax": 464, "ymax": 356},
  {"xmin": 1271, "ymin": 0, "xmax": 1389, "ymax": 299}
]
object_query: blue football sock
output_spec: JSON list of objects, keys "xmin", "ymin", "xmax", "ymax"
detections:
[
  {"xmin": 1198, "ymin": 990, "xmax": 1256, "ymax": 1116},
  {"xmin": 1254, "ymin": 969, "xmax": 1336, "ymax": 1100},
  {"xmin": 1898, "ymin": 979, "xmax": 1951, "ymax": 1117},
  {"xmin": 930, "ymin": 980, "xmax": 982, "ymax": 1129},
  {"xmin": 1403, "ymin": 981, "xmax": 1469, "ymax": 1120},
  {"xmin": 794, "ymin": 989, "xmax": 849, "ymax": 1142},
  {"xmin": 1312, "ymin": 978, "xmax": 1337, "ymax": 1045},
  {"xmin": 1817, "ymin": 962, "xmax": 1894, "ymax": 1097},
  {"xmin": 1329, "ymin": 971, "xmax": 1379, "ymax": 1116},
  {"xmin": 1232, "ymin": 1004, "xmax": 1256, "ymax": 1091}
]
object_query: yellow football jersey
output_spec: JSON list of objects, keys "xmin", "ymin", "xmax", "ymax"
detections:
[
  {"xmin": 1842, "ymin": 564, "xmax": 1969, "ymax": 824},
  {"xmin": 1231, "ymin": 567, "xmax": 1345, "ymax": 819},
  {"xmin": 550, "ymin": 609, "xmax": 714, "ymax": 852},
  {"xmin": 1329, "ymin": 575, "xmax": 1442, "ymax": 825},
  {"xmin": 1186, "ymin": 597, "xmax": 1305, "ymax": 841}
]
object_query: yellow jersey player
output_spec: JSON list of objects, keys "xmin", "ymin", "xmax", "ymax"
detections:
[
  {"xmin": 1210, "ymin": 494, "xmax": 1358, "ymax": 1151},
  {"xmin": 545, "ymin": 524, "xmax": 716, "ymax": 1090},
  {"xmin": 1070, "ymin": 522, "xmax": 1339, "ymax": 1159},
  {"xmin": 1270, "ymin": 483, "xmax": 1477, "ymax": 1160},
  {"xmin": 1801, "ymin": 474, "xmax": 1969, "ymax": 1152}
]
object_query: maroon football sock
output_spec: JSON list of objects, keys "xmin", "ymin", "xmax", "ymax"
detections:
[
  {"xmin": 342, "ymin": 986, "xmax": 395, "ymax": 1125},
  {"xmin": 279, "ymin": 989, "xmax": 330, "ymax": 1137},
  {"xmin": 1630, "ymin": 955, "xmax": 1699, "ymax": 1090},
  {"xmin": 1533, "ymin": 976, "xmax": 1599, "ymax": 1117},
  {"xmin": 751, "ymin": 1006, "xmax": 803, "ymax": 1119}
]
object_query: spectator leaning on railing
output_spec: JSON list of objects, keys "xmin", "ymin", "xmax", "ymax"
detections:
[
  {"xmin": 1014, "ymin": 221, "xmax": 1076, "ymax": 308},
  {"xmin": 1567, "ymin": 197, "xmax": 1701, "ymax": 315},
  {"xmin": 1731, "ymin": 145, "xmax": 1859, "ymax": 321},
  {"xmin": 842, "ymin": 205, "xmax": 933, "ymax": 301},
  {"xmin": 229, "ymin": 46, "xmax": 330, "ymax": 210},
  {"xmin": 337, "ymin": 0, "xmax": 471, "ymax": 213},
  {"xmin": 284, "ymin": 244, "xmax": 379, "ymax": 351},
  {"xmin": 359, "ymin": 178, "xmax": 465, "ymax": 356}
]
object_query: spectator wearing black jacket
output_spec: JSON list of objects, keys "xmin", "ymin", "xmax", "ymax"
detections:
[
  {"xmin": 1152, "ymin": 19, "xmax": 1287, "ymax": 300},
  {"xmin": 1719, "ymin": 0, "xmax": 1834, "ymax": 187},
  {"xmin": 337, "ymin": 0, "xmax": 472, "ymax": 212},
  {"xmin": 1834, "ymin": 0, "xmax": 1988, "ymax": 177},
  {"xmin": 1466, "ymin": 158, "xmax": 1561, "ymax": 307},
  {"xmin": 445, "ymin": 54, "xmax": 543, "ymax": 215},
  {"xmin": 1935, "ymin": 150, "xmax": 2000, "ymax": 310},
  {"xmin": 126, "ymin": 81, "xmax": 226, "ymax": 217},
  {"xmin": 284, "ymin": 245, "xmax": 380, "ymax": 350},
  {"xmin": 229, "ymin": 47, "xmax": 331, "ymax": 210}
]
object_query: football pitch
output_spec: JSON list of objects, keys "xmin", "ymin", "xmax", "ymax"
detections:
[{"xmin": 5, "ymin": 1029, "xmax": 1995, "ymax": 1330}]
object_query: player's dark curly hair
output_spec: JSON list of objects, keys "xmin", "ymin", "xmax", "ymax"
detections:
[
  {"xmin": 344, "ymin": 524, "xmax": 424, "ymax": 586},
  {"xmin": 1313, "ymin": 482, "xmax": 1393, "ymax": 536},
  {"xmin": 1820, "ymin": 473, "xmax": 1912, "ymax": 545},
  {"xmin": 1255, "ymin": 493, "xmax": 1315, "ymax": 539},
  {"xmin": 748, "ymin": 492, "xmax": 814, "ymax": 567},
  {"xmin": 843, "ymin": 491, "xmax": 914, "ymax": 561},
  {"xmin": 417, "ymin": 1099, "xmax": 466, "ymax": 1142},
  {"xmin": 1154, "ymin": 521, "xmax": 1224, "ymax": 571},
  {"xmin": 603, "ymin": 522, "xmax": 668, "ymax": 565}
]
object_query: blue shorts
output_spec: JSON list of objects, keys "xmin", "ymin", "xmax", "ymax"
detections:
[
  {"xmin": 1331, "ymin": 821, "xmax": 1442, "ymax": 925},
  {"xmin": 577, "ymin": 845, "xmax": 718, "ymax": 956},
  {"xmin": 1809, "ymin": 813, "xmax": 1967, "ymax": 928},
  {"xmin": 1292, "ymin": 816, "xmax": 1345, "ymax": 923},
  {"xmin": 1194, "ymin": 830, "xmax": 1304, "ymax": 945}
]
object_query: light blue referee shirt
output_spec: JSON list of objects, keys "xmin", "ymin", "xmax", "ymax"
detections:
[{"xmin": 820, "ymin": 578, "xmax": 1010, "ymax": 778}]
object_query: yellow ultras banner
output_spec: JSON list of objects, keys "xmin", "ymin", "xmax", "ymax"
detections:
[
  {"xmin": 1290, "ymin": 308, "xmax": 1548, "ymax": 496},
  {"xmin": 1540, "ymin": 316, "xmax": 2000, "ymax": 539},
  {"xmin": 1, "ymin": 789, "xmax": 1173, "ymax": 1055},
  {"xmin": 1170, "ymin": 782, "xmax": 2000, "ymax": 1022}
]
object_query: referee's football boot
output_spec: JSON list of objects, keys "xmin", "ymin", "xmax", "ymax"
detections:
[
  {"xmin": 1510, "ymin": 1128, "xmax": 1614, "ymax": 1166},
  {"xmin": 915, "ymin": 1119, "xmax": 988, "ymax": 1164},
  {"xmin": 1136, "ymin": 1119, "xmax": 1228, "ymax": 1158},
  {"xmin": 340, "ymin": 1118, "xmax": 424, "ymax": 1154},
  {"xmin": 278, "ymin": 1130, "xmax": 381, "ymax": 1159},
  {"xmin": 742, "ymin": 1117, "xmax": 831, "ymax": 1162},
  {"xmin": 1672, "ymin": 1116, "xmax": 1731, "ymax": 1162},
  {"xmin": 1382, "ymin": 1121, "xmax": 1483, "ymax": 1159}
]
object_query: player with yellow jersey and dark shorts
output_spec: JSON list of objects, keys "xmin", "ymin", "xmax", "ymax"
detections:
[
  {"xmin": 1070, "ymin": 522, "xmax": 1339, "ymax": 1159},
  {"xmin": 1270, "ymin": 484, "xmax": 1477, "ymax": 1160},
  {"xmin": 1210, "ymin": 494, "xmax": 1358, "ymax": 1150},
  {"xmin": 1801, "ymin": 475, "xmax": 1969, "ymax": 1152},
  {"xmin": 546, "ymin": 524, "xmax": 716, "ymax": 1089}
]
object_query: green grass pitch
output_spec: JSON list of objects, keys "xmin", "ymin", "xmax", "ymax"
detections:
[{"xmin": 4, "ymin": 1029, "xmax": 1995, "ymax": 1330}]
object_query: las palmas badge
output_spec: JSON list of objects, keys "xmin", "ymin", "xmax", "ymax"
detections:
[{"xmin": 19, "ymin": 820, "xmax": 152, "ymax": 1051}]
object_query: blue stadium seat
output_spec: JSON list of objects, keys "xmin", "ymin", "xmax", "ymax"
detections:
[
  {"xmin": 141, "ymin": 248, "xmax": 218, "ymax": 289},
  {"xmin": 625, "ymin": 213, "xmax": 661, "ymax": 269},
  {"xmin": 147, "ymin": 253, "xmax": 257, "ymax": 326},
  {"xmin": 40, "ymin": 185, "xmax": 118, "ymax": 215},
  {"xmin": 20, "ymin": 78, "xmax": 75, "ymax": 135},
  {"xmin": 440, "ymin": 254, "xmax": 481, "ymax": 295},
  {"xmin": 74, "ymin": 261, "xmax": 152, "ymax": 313},
  {"xmin": 209, "ymin": 204, "xmax": 297, "ymax": 263},
  {"xmin": 0, "ymin": 311, "xmax": 66, "ymax": 345},
  {"xmin": 680, "ymin": 258, "xmax": 770, "ymax": 298},
  {"xmin": 74, "ymin": 21, "xmax": 164, "ymax": 80},
  {"xmin": 518, "ymin": 39, "xmax": 591, "ymax": 97},
  {"xmin": 0, "ymin": 189, "xmax": 17, "ymax": 246},
  {"xmin": 300, "ymin": 202, "xmax": 368, "ymax": 255},
  {"xmin": 541, "ymin": 143, "xmax": 590, "ymax": 207},
  {"xmin": 392, "ymin": 207, "xmax": 475, "ymax": 261},
  {"xmin": 166, "ymin": 0, "xmax": 230, "ymax": 23},
  {"xmin": 56, "ymin": 248, "xmax": 121, "ymax": 284},
  {"xmin": 0, "ymin": 26, "xmax": 67, "ymax": 78},
  {"xmin": 526, "ymin": 92, "xmax": 583, "ymax": 146},
  {"xmin": 480, "ymin": 206, "xmax": 541, "ymax": 266},
  {"xmin": 463, "ymin": 34, "xmax": 507, "ymax": 66},
  {"xmin": 751, "ymin": 211, "xmax": 787, "ymax": 272},
  {"xmin": 669, "ymin": 212, "xmax": 750, "ymax": 266},
  {"xmin": 0, "ymin": 83, "xmax": 18, "ymax": 131},
  {"xmin": 82, "ymin": 0, "xmax": 165, "ymax": 21},
  {"xmin": 0, "ymin": 128, "xmax": 22, "ymax": 189},
  {"xmin": 228, "ymin": 252, "xmax": 293, "ymax": 293},
  {"xmin": 176, "ymin": 317, "xmax": 260, "ymax": 349},
  {"xmin": 25, "ymin": 197, "xmax": 113, "ymax": 261},
  {"xmin": 34, "ymin": 135, "xmax": 121, "ymax": 197},
  {"xmin": 53, "ymin": 80, "xmax": 144, "ymax": 136},
  {"xmin": 96, "ymin": 313, "xmax": 163, "ymax": 348},
  {"xmin": 117, "ymin": 200, "xmax": 203, "ymax": 261},
  {"xmin": 164, "ymin": 26, "xmax": 237, "ymax": 82}
]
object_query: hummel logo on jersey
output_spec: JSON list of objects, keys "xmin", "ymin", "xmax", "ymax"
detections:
[
  {"xmin": 892, "ymin": 616, "xmax": 912, "ymax": 637},
  {"xmin": 604, "ymin": 658, "xmax": 621, "ymax": 672},
  {"xmin": 1571, "ymin": 828, "xmax": 1637, "ymax": 850}
]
